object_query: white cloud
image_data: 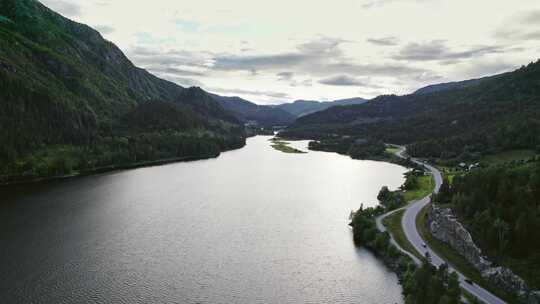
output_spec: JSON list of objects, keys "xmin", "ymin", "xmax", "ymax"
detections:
[
  {"xmin": 41, "ymin": 0, "xmax": 81, "ymax": 17},
  {"xmin": 38, "ymin": 0, "xmax": 540, "ymax": 103}
]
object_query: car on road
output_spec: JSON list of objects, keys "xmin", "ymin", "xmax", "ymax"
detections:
[
  {"xmin": 464, "ymin": 279, "xmax": 474, "ymax": 285},
  {"xmin": 422, "ymin": 243, "xmax": 427, "ymax": 248}
]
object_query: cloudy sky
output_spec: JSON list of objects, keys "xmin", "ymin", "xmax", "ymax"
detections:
[{"xmin": 42, "ymin": 0, "xmax": 540, "ymax": 104}]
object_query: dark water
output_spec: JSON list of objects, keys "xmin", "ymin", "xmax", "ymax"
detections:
[{"xmin": 0, "ymin": 136, "xmax": 407, "ymax": 304}]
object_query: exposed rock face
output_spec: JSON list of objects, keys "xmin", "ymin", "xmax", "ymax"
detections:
[
  {"xmin": 483, "ymin": 267, "xmax": 528, "ymax": 299},
  {"xmin": 428, "ymin": 206, "xmax": 491, "ymax": 271},
  {"xmin": 428, "ymin": 205, "xmax": 540, "ymax": 304}
]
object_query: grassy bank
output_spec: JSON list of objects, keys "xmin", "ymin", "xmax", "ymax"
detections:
[
  {"xmin": 270, "ymin": 138, "xmax": 306, "ymax": 154},
  {"xmin": 402, "ymin": 175, "xmax": 434, "ymax": 202},
  {"xmin": 383, "ymin": 210, "xmax": 422, "ymax": 260},
  {"xmin": 416, "ymin": 204, "xmax": 520, "ymax": 304},
  {"xmin": 385, "ymin": 147, "xmax": 401, "ymax": 155},
  {"xmin": 382, "ymin": 173, "xmax": 434, "ymax": 261}
]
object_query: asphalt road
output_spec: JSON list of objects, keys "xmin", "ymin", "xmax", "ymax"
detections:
[{"xmin": 379, "ymin": 145, "xmax": 506, "ymax": 304}]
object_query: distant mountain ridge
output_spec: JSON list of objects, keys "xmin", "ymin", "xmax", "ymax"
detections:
[
  {"xmin": 275, "ymin": 97, "xmax": 368, "ymax": 117},
  {"xmin": 212, "ymin": 95, "xmax": 367, "ymax": 127},
  {"xmin": 211, "ymin": 94, "xmax": 296, "ymax": 127}
]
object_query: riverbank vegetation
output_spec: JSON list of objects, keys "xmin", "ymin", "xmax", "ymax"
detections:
[
  {"xmin": 1, "ymin": 132, "xmax": 245, "ymax": 184},
  {"xmin": 308, "ymin": 138, "xmax": 390, "ymax": 160},
  {"xmin": 401, "ymin": 173, "xmax": 435, "ymax": 203},
  {"xmin": 380, "ymin": 168, "xmax": 434, "ymax": 207},
  {"xmin": 381, "ymin": 169, "xmax": 434, "ymax": 261},
  {"xmin": 351, "ymin": 206, "xmax": 463, "ymax": 304},
  {"xmin": 377, "ymin": 186, "xmax": 406, "ymax": 211}
]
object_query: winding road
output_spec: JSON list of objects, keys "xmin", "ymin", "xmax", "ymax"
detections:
[{"xmin": 377, "ymin": 145, "xmax": 506, "ymax": 304}]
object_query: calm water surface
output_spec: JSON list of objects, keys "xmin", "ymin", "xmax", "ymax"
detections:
[{"xmin": 0, "ymin": 136, "xmax": 407, "ymax": 304}]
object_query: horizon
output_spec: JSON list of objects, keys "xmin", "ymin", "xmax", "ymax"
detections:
[{"xmin": 40, "ymin": 0, "xmax": 540, "ymax": 104}]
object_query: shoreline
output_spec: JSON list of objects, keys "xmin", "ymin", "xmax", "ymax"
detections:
[
  {"xmin": 0, "ymin": 154, "xmax": 218, "ymax": 187},
  {"xmin": 0, "ymin": 142, "xmax": 247, "ymax": 187}
]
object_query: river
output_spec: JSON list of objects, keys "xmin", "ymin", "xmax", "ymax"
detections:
[{"xmin": 0, "ymin": 136, "xmax": 407, "ymax": 304}]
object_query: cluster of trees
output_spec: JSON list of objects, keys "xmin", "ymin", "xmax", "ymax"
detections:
[
  {"xmin": 1, "ymin": 131, "xmax": 245, "ymax": 182},
  {"xmin": 377, "ymin": 186, "xmax": 405, "ymax": 211},
  {"xmin": 351, "ymin": 204, "xmax": 409, "ymax": 262},
  {"xmin": 377, "ymin": 169, "xmax": 425, "ymax": 210},
  {"xmin": 434, "ymin": 161, "xmax": 540, "ymax": 287},
  {"xmin": 402, "ymin": 169, "xmax": 425, "ymax": 191},
  {"xmin": 436, "ymin": 161, "xmax": 540, "ymax": 259},
  {"xmin": 349, "ymin": 140, "xmax": 386, "ymax": 160},
  {"xmin": 308, "ymin": 137, "xmax": 356, "ymax": 155},
  {"xmin": 402, "ymin": 256, "xmax": 462, "ymax": 304},
  {"xmin": 307, "ymin": 137, "xmax": 386, "ymax": 160},
  {"xmin": 350, "ymin": 206, "xmax": 463, "ymax": 304}
]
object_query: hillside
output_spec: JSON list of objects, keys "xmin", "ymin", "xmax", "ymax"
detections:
[
  {"xmin": 275, "ymin": 97, "xmax": 368, "ymax": 117},
  {"xmin": 434, "ymin": 160, "xmax": 540, "ymax": 289},
  {"xmin": 0, "ymin": 0, "xmax": 245, "ymax": 182},
  {"xmin": 211, "ymin": 94, "xmax": 295, "ymax": 127},
  {"xmin": 413, "ymin": 75, "xmax": 500, "ymax": 95},
  {"xmin": 283, "ymin": 61, "xmax": 540, "ymax": 165}
]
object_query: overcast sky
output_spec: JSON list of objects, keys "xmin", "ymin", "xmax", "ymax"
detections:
[{"xmin": 42, "ymin": 0, "xmax": 540, "ymax": 104}]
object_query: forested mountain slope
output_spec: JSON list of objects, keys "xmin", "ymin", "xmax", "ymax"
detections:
[
  {"xmin": 0, "ymin": 0, "xmax": 245, "ymax": 182},
  {"xmin": 283, "ymin": 61, "xmax": 540, "ymax": 164},
  {"xmin": 435, "ymin": 160, "xmax": 540, "ymax": 289}
]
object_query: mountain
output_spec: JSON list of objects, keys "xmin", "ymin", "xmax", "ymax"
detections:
[
  {"xmin": 0, "ymin": 0, "xmax": 245, "ymax": 182},
  {"xmin": 211, "ymin": 95, "xmax": 368, "ymax": 127},
  {"xmin": 283, "ymin": 61, "xmax": 540, "ymax": 164},
  {"xmin": 413, "ymin": 74, "xmax": 502, "ymax": 95},
  {"xmin": 275, "ymin": 97, "xmax": 368, "ymax": 117},
  {"xmin": 211, "ymin": 94, "xmax": 296, "ymax": 126}
]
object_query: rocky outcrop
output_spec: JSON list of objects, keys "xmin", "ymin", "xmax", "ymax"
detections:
[
  {"xmin": 483, "ymin": 267, "xmax": 528, "ymax": 298},
  {"xmin": 428, "ymin": 206, "xmax": 491, "ymax": 271},
  {"xmin": 428, "ymin": 205, "xmax": 540, "ymax": 304}
]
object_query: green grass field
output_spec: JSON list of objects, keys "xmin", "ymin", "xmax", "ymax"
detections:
[
  {"xmin": 385, "ymin": 147, "xmax": 401, "ymax": 154},
  {"xmin": 436, "ymin": 165, "xmax": 459, "ymax": 182},
  {"xmin": 402, "ymin": 175, "xmax": 434, "ymax": 203},
  {"xmin": 383, "ymin": 210, "xmax": 422, "ymax": 260}
]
